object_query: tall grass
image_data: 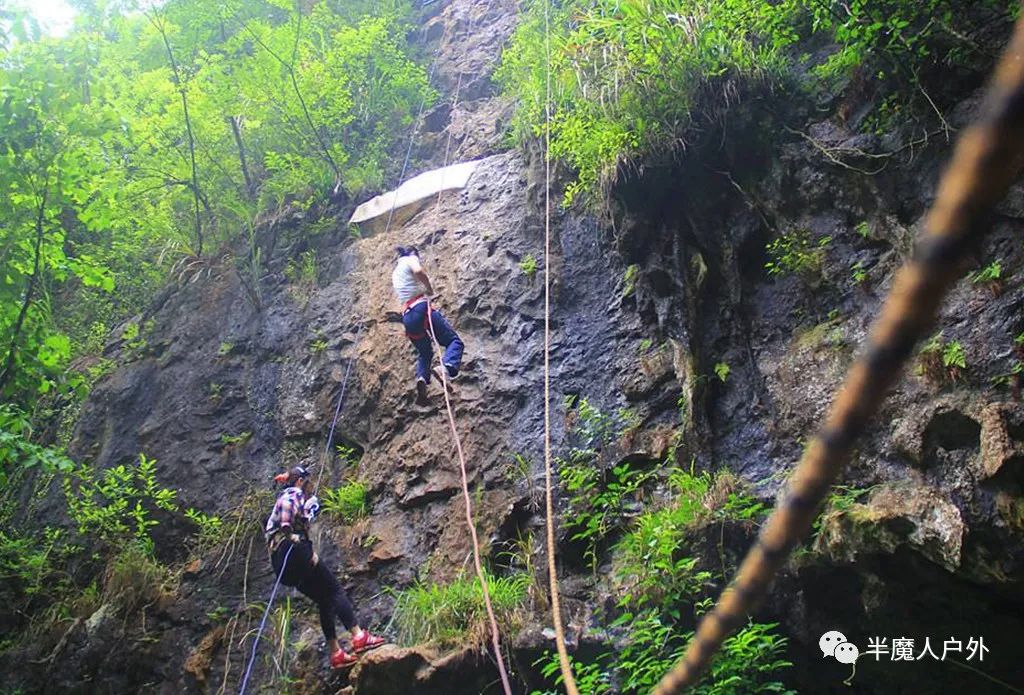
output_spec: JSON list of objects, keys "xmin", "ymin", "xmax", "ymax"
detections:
[
  {"xmin": 391, "ymin": 571, "xmax": 530, "ymax": 647},
  {"xmin": 320, "ymin": 481, "xmax": 369, "ymax": 523}
]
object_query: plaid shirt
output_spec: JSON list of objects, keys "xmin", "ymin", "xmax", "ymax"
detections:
[{"xmin": 264, "ymin": 486, "xmax": 308, "ymax": 542}]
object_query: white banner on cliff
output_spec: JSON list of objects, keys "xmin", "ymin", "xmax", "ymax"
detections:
[{"xmin": 348, "ymin": 160, "xmax": 479, "ymax": 232}]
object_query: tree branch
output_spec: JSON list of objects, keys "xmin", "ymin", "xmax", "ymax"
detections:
[{"xmin": 0, "ymin": 181, "xmax": 50, "ymax": 396}]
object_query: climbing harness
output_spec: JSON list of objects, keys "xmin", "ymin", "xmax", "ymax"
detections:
[
  {"xmin": 652, "ymin": 15, "xmax": 1024, "ymax": 694},
  {"xmin": 424, "ymin": 300, "xmax": 514, "ymax": 695},
  {"xmin": 540, "ymin": 0, "xmax": 579, "ymax": 691}
]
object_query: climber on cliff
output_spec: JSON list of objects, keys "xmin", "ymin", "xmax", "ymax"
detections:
[
  {"xmin": 392, "ymin": 245, "xmax": 464, "ymax": 406},
  {"xmin": 265, "ymin": 465, "xmax": 385, "ymax": 668}
]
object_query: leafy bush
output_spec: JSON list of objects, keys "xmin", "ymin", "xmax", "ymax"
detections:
[
  {"xmin": 531, "ymin": 617, "xmax": 792, "ymax": 695},
  {"xmin": 714, "ymin": 362, "xmax": 731, "ymax": 383},
  {"xmin": 320, "ymin": 481, "xmax": 369, "ymax": 523},
  {"xmin": 917, "ymin": 333, "xmax": 966, "ymax": 383},
  {"xmin": 62, "ymin": 452, "xmax": 219, "ymax": 554},
  {"xmin": 497, "ymin": 0, "xmax": 802, "ymax": 205},
  {"xmin": 0, "ymin": 405, "xmax": 74, "ymax": 485},
  {"xmin": 391, "ymin": 571, "xmax": 529, "ymax": 647},
  {"xmin": 519, "ymin": 254, "xmax": 539, "ymax": 277},
  {"xmin": 972, "ymin": 260, "xmax": 1003, "ymax": 296},
  {"xmin": 764, "ymin": 232, "xmax": 831, "ymax": 279},
  {"xmin": 561, "ymin": 454, "xmax": 650, "ymax": 569},
  {"xmin": 614, "ymin": 467, "xmax": 765, "ymax": 615},
  {"xmin": 62, "ymin": 453, "xmax": 179, "ymax": 552}
]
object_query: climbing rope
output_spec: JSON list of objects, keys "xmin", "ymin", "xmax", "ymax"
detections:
[
  {"xmin": 238, "ymin": 544, "xmax": 294, "ymax": 695},
  {"xmin": 540, "ymin": 0, "xmax": 579, "ymax": 692},
  {"xmin": 652, "ymin": 15, "xmax": 1024, "ymax": 694},
  {"xmin": 425, "ymin": 300, "xmax": 514, "ymax": 695}
]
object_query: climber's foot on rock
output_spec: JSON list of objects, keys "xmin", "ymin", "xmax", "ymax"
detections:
[
  {"xmin": 415, "ymin": 378, "xmax": 430, "ymax": 406},
  {"xmin": 432, "ymin": 366, "xmax": 456, "ymax": 391},
  {"xmin": 351, "ymin": 630, "xmax": 386, "ymax": 654},
  {"xmin": 330, "ymin": 648, "xmax": 358, "ymax": 669}
]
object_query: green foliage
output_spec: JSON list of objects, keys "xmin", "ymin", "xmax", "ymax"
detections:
[
  {"xmin": 533, "ymin": 456, "xmax": 784, "ymax": 694},
  {"xmin": 972, "ymin": 260, "xmax": 1003, "ymax": 295},
  {"xmin": 391, "ymin": 571, "xmax": 529, "ymax": 647},
  {"xmin": 850, "ymin": 260, "xmax": 869, "ymax": 285},
  {"xmin": 220, "ymin": 431, "xmax": 252, "ymax": 447},
  {"xmin": 497, "ymin": 0, "xmax": 802, "ymax": 205},
  {"xmin": 532, "ymin": 616, "xmax": 791, "ymax": 695},
  {"xmin": 855, "ymin": 221, "xmax": 871, "ymax": 239},
  {"xmin": 615, "ymin": 467, "xmax": 764, "ymax": 614},
  {"xmin": 764, "ymin": 231, "xmax": 831, "ymax": 279},
  {"xmin": 561, "ymin": 455, "xmax": 650, "ymax": 568},
  {"xmin": 0, "ymin": 405, "xmax": 75, "ymax": 485},
  {"xmin": 336, "ymin": 443, "xmax": 360, "ymax": 468},
  {"xmin": 811, "ymin": 485, "xmax": 874, "ymax": 537},
  {"xmin": 500, "ymin": 1, "xmax": 1015, "ymax": 207},
  {"xmin": 0, "ymin": 527, "xmax": 79, "ymax": 603},
  {"xmin": 565, "ymin": 395, "xmax": 619, "ymax": 446},
  {"xmin": 217, "ymin": 341, "xmax": 234, "ymax": 357},
  {"xmin": 714, "ymin": 362, "xmax": 731, "ymax": 383},
  {"xmin": 519, "ymin": 254, "xmax": 538, "ymax": 278},
  {"xmin": 184, "ymin": 507, "xmax": 223, "ymax": 544},
  {"xmin": 806, "ymin": 0, "xmax": 1015, "ymax": 90},
  {"xmin": 61, "ymin": 453, "xmax": 179, "ymax": 551},
  {"xmin": 942, "ymin": 340, "xmax": 967, "ymax": 370},
  {"xmin": 919, "ymin": 333, "xmax": 967, "ymax": 383},
  {"xmin": 972, "ymin": 261, "xmax": 1002, "ymax": 283},
  {"xmin": 320, "ymin": 480, "xmax": 369, "ymax": 522},
  {"xmin": 623, "ymin": 264, "xmax": 640, "ymax": 298},
  {"xmin": 285, "ymin": 249, "xmax": 318, "ymax": 298},
  {"xmin": 0, "ymin": 0, "xmax": 431, "ymax": 412},
  {"xmin": 533, "ymin": 652, "xmax": 613, "ymax": 695}
]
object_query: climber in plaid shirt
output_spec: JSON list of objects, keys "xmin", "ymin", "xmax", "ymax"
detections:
[
  {"xmin": 264, "ymin": 480, "xmax": 310, "ymax": 544},
  {"xmin": 264, "ymin": 465, "xmax": 385, "ymax": 668}
]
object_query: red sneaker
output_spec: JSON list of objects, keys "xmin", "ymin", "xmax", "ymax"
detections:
[
  {"xmin": 351, "ymin": 630, "xmax": 386, "ymax": 653},
  {"xmin": 330, "ymin": 648, "xmax": 358, "ymax": 669}
]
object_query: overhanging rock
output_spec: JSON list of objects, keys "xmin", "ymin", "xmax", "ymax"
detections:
[{"xmin": 348, "ymin": 160, "xmax": 479, "ymax": 234}]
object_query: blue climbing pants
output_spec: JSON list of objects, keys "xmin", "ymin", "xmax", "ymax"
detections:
[{"xmin": 402, "ymin": 300, "xmax": 464, "ymax": 383}]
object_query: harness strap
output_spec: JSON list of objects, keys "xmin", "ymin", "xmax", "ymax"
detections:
[
  {"xmin": 404, "ymin": 299, "xmax": 433, "ymax": 341},
  {"xmin": 403, "ymin": 294, "xmax": 427, "ymax": 312}
]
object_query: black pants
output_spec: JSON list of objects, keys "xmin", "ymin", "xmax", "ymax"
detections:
[{"xmin": 270, "ymin": 537, "xmax": 358, "ymax": 641}]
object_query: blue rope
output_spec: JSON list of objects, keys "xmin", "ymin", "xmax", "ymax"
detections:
[
  {"xmin": 314, "ymin": 321, "xmax": 365, "ymax": 494},
  {"xmin": 238, "ymin": 543, "xmax": 294, "ymax": 695}
]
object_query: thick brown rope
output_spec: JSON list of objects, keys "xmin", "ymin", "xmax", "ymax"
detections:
[
  {"xmin": 653, "ymin": 14, "xmax": 1024, "ymax": 694},
  {"xmin": 542, "ymin": 0, "xmax": 580, "ymax": 691},
  {"xmin": 425, "ymin": 301, "xmax": 514, "ymax": 695}
]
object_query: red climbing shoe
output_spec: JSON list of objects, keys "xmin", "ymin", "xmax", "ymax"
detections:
[
  {"xmin": 330, "ymin": 648, "xmax": 358, "ymax": 669},
  {"xmin": 415, "ymin": 378, "xmax": 430, "ymax": 406},
  {"xmin": 351, "ymin": 630, "xmax": 386, "ymax": 654}
]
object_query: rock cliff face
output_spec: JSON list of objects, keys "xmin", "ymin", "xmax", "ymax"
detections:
[{"xmin": 5, "ymin": 1, "xmax": 1024, "ymax": 693}]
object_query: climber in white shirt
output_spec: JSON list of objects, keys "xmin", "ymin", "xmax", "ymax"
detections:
[{"xmin": 391, "ymin": 246, "xmax": 464, "ymax": 405}]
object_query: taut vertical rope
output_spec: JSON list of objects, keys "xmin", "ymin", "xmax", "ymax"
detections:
[
  {"xmin": 425, "ymin": 300, "xmax": 514, "ymax": 695},
  {"xmin": 653, "ymin": 14, "xmax": 1024, "ymax": 694},
  {"xmin": 541, "ymin": 0, "xmax": 579, "ymax": 691}
]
